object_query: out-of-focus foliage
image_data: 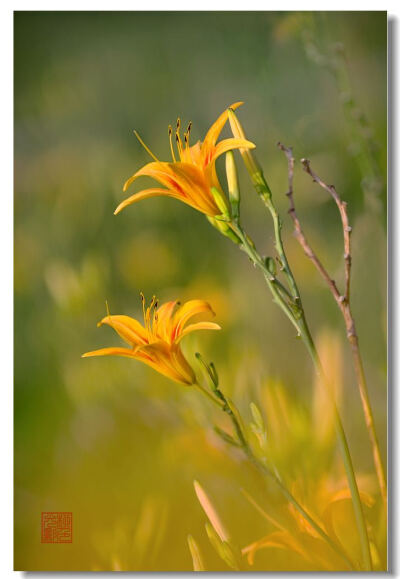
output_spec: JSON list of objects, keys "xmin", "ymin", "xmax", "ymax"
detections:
[{"xmin": 14, "ymin": 11, "xmax": 386, "ymax": 570}]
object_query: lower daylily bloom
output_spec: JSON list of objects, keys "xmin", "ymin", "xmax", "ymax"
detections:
[
  {"xmin": 82, "ymin": 296, "xmax": 221, "ymax": 385},
  {"xmin": 114, "ymin": 102, "xmax": 255, "ymax": 217}
]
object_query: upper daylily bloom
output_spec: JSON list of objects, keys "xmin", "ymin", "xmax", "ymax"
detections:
[
  {"xmin": 82, "ymin": 296, "xmax": 221, "ymax": 385},
  {"xmin": 114, "ymin": 102, "xmax": 256, "ymax": 217}
]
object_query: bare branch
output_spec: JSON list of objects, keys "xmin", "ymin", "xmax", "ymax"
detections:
[
  {"xmin": 300, "ymin": 158, "xmax": 352, "ymax": 302},
  {"xmin": 278, "ymin": 145, "xmax": 387, "ymax": 506},
  {"xmin": 277, "ymin": 143, "xmax": 343, "ymax": 307}
]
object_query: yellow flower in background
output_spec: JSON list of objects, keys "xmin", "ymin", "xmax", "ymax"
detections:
[
  {"xmin": 242, "ymin": 480, "xmax": 376, "ymax": 571},
  {"xmin": 114, "ymin": 102, "xmax": 255, "ymax": 217},
  {"xmin": 82, "ymin": 295, "xmax": 221, "ymax": 385}
]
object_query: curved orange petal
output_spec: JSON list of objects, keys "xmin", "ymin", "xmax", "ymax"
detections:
[
  {"xmin": 114, "ymin": 187, "xmax": 183, "ymax": 215},
  {"xmin": 202, "ymin": 102, "xmax": 243, "ymax": 159},
  {"xmin": 154, "ymin": 300, "xmax": 179, "ymax": 341},
  {"xmin": 122, "ymin": 161, "xmax": 169, "ymax": 192},
  {"xmin": 82, "ymin": 347, "xmax": 136, "ymax": 358},
  {"xmin": 175, "ymin": 321, "xmax": 221, "ymax": 342},
  {"xmin": 180, "ymin": 141, "xmax": 202, "ymax": 165},
  {"xmin": 98, "ymin": 315, "xmax": 148, "ymax": 346},
  {"xmin": 138, "ymin": 342, "xmax": 194, "ymax": 385},
  {"xmin": 169, "ymin": 163, "xmax": 220, "ymax": 215},
  {"xmin": 210, "ymin": 138, "xmax": 256, "ymax": 164},
  {"xmin": 172, "ymin": 300, "xmax": 215, "ymax": 338},
  {"xmin": 242, "ymin": 531, "xmax": 308, "ymax": 566},
  {"xmin": 121, "ymin": 161, "xmax": 219, "ymax": 216},
  {"xmin": 123, "ymin": 161, "xmax": 200, "ymax": 199},
  {"xmin": 171, "ymin": 345, "xmax": 196, "ymax": 384},
  {"xmin": 321, "ymin": 490, "xmax": 374, "ymax": 543}
]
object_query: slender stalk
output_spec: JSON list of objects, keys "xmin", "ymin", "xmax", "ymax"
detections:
[
  {"xmin": 194, "ymin": 379, "xmax": 354, "ymax": 570},
  {"xmin": 348, "ymin": 329, "xmax": 387, "ymax": 506},
  {"xmin": 297, "ymin": 321, "xmax": 373, "ymax": 571}
]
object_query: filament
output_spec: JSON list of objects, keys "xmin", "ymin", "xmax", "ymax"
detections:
[
  {"xmin": 133, "ymin": 130, "xmax": 159, "ymax": 162},
  {"xmin": 168, "ymin": 125, "xmax": 177, "ymax": 162},
  {"xmin": 175, "ymin": 118, "xmax": 183, "ymax": 158},
  {"xmin": 140, "ymin": 292, "xmax": 146, "ymax": 324},
  {"xmin": 175, "ymin": 133, "xmax": 183, "ymax": 157}
]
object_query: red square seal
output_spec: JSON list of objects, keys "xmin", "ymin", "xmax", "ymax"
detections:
[{"xmin": 41, "ymin": 512, "xmax": 72, "ymax": 543}]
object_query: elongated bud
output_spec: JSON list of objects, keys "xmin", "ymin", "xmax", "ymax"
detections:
[
  {"xmin": 205, "ymin": 524, "xmax": 239, "ymax": 570},
  {"xmin": 210, "ymin": 187, "xmax": 230, "ymax": 219},
  {"xmin": 187, "ymin": 535, "xmax": 205, "ymax": 571},
  {"xmin": 228, "ymin": 109, "xmax": 272, "ymax": 201},
  {"xmin": 206, "ymin": 215, "xmax": 241, "ymax": 245},
  {"xmin": 194, "ymin": 480, "xmax": 229, "ymax": 542},
  {"xmin": 225, "ymin": 151, "xmax": 240, "ymax": 221},
  {"xmin": 228, "ymin": 109, "xmax": 261, "ymax": 176}
]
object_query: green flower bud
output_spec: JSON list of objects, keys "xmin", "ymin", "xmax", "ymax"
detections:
[{"xmin": 225, "ymin": 151, "xmax": 240, "ymax": 220}]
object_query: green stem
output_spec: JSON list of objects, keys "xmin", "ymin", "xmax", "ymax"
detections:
[
  {"xmin": 194, "ymin": 381, "xmax": 224, "ymax": 407},
  {"xmin": 299, "ymin": 321, "xmax": 372, "ymax": 571},
  {"xmin": 195, "ymin": 380, "xmax": 354, "ymax": 570},
  {"xmin": 229, "ymin": 222, "xmax": 303, "ymax": 336}
]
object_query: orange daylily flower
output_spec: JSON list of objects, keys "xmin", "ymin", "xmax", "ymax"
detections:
[
  {"xmin": 114, "ymin": 102, "xmax": 255, "ymax": 217},
  {"xmin": 82, "ymin": 295, "xmax": 221, "ymax": 385}
]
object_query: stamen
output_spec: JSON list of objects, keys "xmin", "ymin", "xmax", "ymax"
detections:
[
  {"xmin": 146, "ymin": 295, "xmax": 156, "ymax": 334},
  {"xmin": 175, "ymin": 118, "xmax": 184, "ymax": 158},
  {"xmin": 133, "ymin": 130, "xmax": 159, "ymax": 162},
  {"xmin": 186, "ymin": 122, "xmax": 192, "ymax": 146},
  {"xmin": 175, "ymin": 133, "xmax": 183, "ymax": 156},
  {"xmin": 140, "ymin": 292, "xmax": 146, "ymax": 322},
  {"xmin": 168, "ymin": 125, "xmax": 177, "ymax": 162},
  {"xmin": 102, "ymin": 299, "xmax": 119, "ymax": 335}
]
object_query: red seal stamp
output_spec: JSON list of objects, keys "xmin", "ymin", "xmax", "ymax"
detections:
[{"xmin": 41, "ymin": 512, "xmax": 72, "ymax": 543}]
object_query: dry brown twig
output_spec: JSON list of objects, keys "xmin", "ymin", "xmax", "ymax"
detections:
[{"xmin": 277, "ymin": 142, "xmax": 387, "ymax": 507}]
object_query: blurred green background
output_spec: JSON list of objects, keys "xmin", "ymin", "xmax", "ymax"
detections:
[{"xmin": 14, "ymin": 11, "xmax": 387, "ymax": 571}]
